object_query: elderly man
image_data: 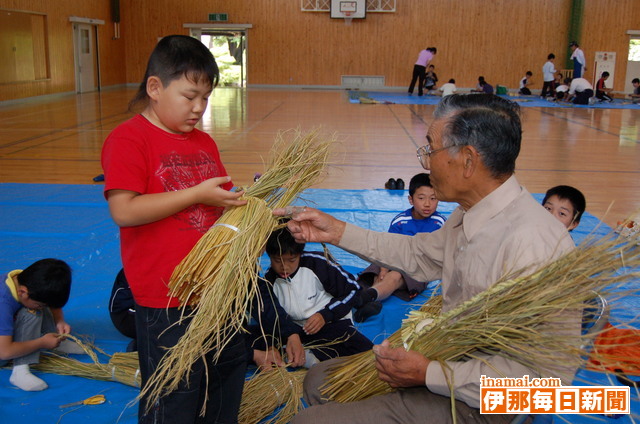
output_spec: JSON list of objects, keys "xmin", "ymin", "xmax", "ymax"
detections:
[{"xmin": 279, "ymin": 94, "xmax": 577, "ymax": 424}]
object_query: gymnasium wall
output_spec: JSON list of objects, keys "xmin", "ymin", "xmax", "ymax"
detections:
[
  {"xmin": 0, "ymin": 0, "xmax": 124, "ymax": 102},
  {"xmin": 0, "ymin": 0, "xmax": 637, "ymax": 102}
]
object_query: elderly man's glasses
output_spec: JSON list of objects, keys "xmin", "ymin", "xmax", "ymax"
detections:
[{"xmin": 416, "ymin": 144, "xmax": 454, "ymax": 169}]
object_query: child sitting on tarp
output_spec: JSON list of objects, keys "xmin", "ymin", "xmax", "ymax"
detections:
[
  {"xmin": 542, "ymin": 185, "xmax": 586, "ymax": 232},
  {"xmin": 354, "ymin": 173, "xmax": 446, "ymax": 322},
  {"xmin": 0, "ymin": 258, "xmax": 85, "ymax": 391},
  {"xmin": 519, "ymin": 71, "xmax": 534, "ymax": 95},
  {"xmin": 423, "ymin": 64, "xmax": 438, "ymax": 94},
  {"xmin": 251, "ymin": 226, "xmax": 372, "ymax": 369},
  {"xmin": 555, "ymin": 78, "xmax": 571, "ymax": 101}
]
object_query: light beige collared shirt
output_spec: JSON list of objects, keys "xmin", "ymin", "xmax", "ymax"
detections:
[{"xmin": 339, "ymin": 175, "xmax": 577, "ymax": 408}]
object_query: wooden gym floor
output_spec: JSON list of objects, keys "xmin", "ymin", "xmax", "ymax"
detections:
[{"xmin": 0, "ymin": 87, "xmax": 638, "ymax": 228}]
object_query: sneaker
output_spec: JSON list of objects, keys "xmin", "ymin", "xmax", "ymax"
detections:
[
  {"xmin": 384, "ymin": 178, "xmax": 397, "ymax": 190},
  {"xmin": 396, "ymin": 178, "xmax": 405, "ymax": 190},
  {"xmin": 588, "ymin": 97, "xmax": 596, "ymax": 106}
]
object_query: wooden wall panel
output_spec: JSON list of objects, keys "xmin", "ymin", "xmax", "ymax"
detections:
[
  {"xmin": 1, "ymin": 0, "xmax": 637, "ymax": 101},
  {"xmin": 581, "ymin": 0, "xmax": 639, "ymax": 91},
  {"xmin": 0, "ymin": 0, "xmax": 125, "ymax": 102},
  {"xmin": 120, "ymin": 0, "xmax": 575, "ymax": 90}
]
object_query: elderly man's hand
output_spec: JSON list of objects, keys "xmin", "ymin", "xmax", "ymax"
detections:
[{"xmin": 373, "ymin": 340, "xmax": 430, "ymax": 388}]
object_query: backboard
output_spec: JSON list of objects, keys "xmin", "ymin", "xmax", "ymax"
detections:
[{"xmin": 330, "ymin": 0, "xmax": 366, "ymax": 19}]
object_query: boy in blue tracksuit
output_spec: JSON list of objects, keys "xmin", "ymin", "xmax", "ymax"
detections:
[
  {"xmin": 354, "ymin": 173, "xmax": 446, "ymax": 322},
  {"xmin": 251, "ymin": 226, "xmax": 372, "ymax": 369}
]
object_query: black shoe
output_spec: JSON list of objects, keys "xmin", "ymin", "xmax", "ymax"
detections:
[
  {"xmin": 385, "ymin": 178, "xmax": 397, "ymax": 190},
  {"xmin": 395, "ymin": 178, "xmax": 405, "ymax": 190},
  {"xmin": 354, "ymin": 301, "xmax": 383, "ymax": 323}
]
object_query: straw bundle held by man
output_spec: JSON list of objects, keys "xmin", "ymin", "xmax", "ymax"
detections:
[
  {"xmin": 320, "ymin": 233, "xmax": 640, "ymax": 405},
  {"xmin": 142, "ymin": 128, "xmax": 335, "ymax": 408}
]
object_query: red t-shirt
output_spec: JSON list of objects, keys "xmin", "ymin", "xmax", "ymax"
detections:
[{"xmin": 101, "ymin": 114, "xmax": 233, "ymax": 308}]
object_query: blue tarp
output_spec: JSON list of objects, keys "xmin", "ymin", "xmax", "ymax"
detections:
[{"xmin": 0, "ymin": 184, "xmax": 636, "ymax": 423}]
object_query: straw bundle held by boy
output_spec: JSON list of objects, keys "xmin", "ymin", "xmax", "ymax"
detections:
[
  {"xmin": 142, "ymin": 128, "xmax": 335, "ymax": 408},
  {"xmin": 321, "ymin": 233, "xmax": 640, "ymax": 405}
]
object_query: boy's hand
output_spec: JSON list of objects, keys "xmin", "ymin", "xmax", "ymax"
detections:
[
  {"xmin": 40, "ymin": 333, "xmax": 63, "ymax": 350},
  {"xmin": 56, "ymin": 321, "xmax": 71, "ymax": 335},
  {"xmin": 303, "ymin": 313, "xmax": 325, "ymax": 335},
  {"xmin": 285, "ymin": 334, "xmax": 305, "ymax": 367},
  {"xmin": 193, "ymin": 176, "xmax": 247, "ymax": 208},
  {"xmin": 253, "ymin": 347, "xmax": 285, "ymax": 371}
]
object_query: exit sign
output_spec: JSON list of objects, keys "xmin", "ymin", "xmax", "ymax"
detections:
[{"xmin": 208, "ymin": 13, "xmax": 228, "ymax": 22}]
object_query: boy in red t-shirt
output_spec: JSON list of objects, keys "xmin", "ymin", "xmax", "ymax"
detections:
[{"xmin": 101, "ymin": 35, "xmax": 247, "ymax": 423}]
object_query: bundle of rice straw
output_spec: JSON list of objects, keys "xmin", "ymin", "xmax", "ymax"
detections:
[
  {"xmin": 31, "ymin": 339, "xmax": 141, "ymax": 388},
  {"xmin": 238, "ymin": 368, "xmax": 307, "ymax": 424},
  {"xmin": 320, "ymin": 233, "xmax": 640, "ymax": 407},
  {"xmin": 142, "ymin": 128, "xmax": 335, "ymax": 409},
  {"xmin": 109, "ymin": 352, "xmax": 142, "ymax": 387}
]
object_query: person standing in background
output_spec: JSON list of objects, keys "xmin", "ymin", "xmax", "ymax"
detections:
[
  {"xmin": 569, "ymin": 41, "xmax": 586, "ymax": 78},
  {"xmin": 541, "ymin": 54, "xmax": 557, "ymax": 99},
  {"xmin": 408, "ymin": 47, "xmax": 437, "ymax": 96}
]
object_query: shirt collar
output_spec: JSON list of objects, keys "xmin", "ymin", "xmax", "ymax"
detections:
[
  {"xmin": 461, "ymin": 175, "xmax": 522, "ymax": 240},
  {"xmin": 5, "ymin": 270, "xmax": 22, "ymax": 302}
]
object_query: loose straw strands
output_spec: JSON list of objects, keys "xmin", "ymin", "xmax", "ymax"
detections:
[
  {"xmin": 143, "ymin": 128, "xmax": 335, "ymax": 410},
  {"xmin": 239, "ymin": 368, "xmax": 307, "ymax": 424},
  {"xmin": 321, "ymin": 234, "xmax": 640, "ymax": 404},
  {"xmin": 245, "ymin": 128, "xmax": 334, "ymax": 209}
]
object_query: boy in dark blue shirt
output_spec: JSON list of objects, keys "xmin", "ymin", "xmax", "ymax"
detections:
[
  {"xmin": 251, "ymin": 227, "xmax": 372, "ymax": 368},
  {"xmin": 355, "ymin": 173, "xmax": 446, "ymax": 322}
]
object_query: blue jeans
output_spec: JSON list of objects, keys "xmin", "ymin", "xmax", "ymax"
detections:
[
  {"xmin": 136, "ymin": 304, "xmax": 247, "ymax": 424},
  {"xmin": 0, "ymin": 307, "xmax": 56, "ymax": 367}
]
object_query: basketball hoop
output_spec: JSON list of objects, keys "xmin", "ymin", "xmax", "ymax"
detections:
[{"xmin": 343, "ymin": 10, "xmax": 353, "ymax": 26}]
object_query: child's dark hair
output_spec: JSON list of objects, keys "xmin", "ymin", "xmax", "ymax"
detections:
[
  {"xmin": 449, "ymin": 78, "xmax": 455, "ymax": 84},
  {"xmin": 548, "ymin": 53, "xmax": 555, "ymax": 60},
  {"xmin": 129, "ymin": 35, "xmax": 220, "ymax": 112},
  {"xmin": 601, "ymin": 71, "xmax": 610, "ymax": 78},
  {"xmin": 526, "ymin": 71, "xmax": 533, "ymax": 76},
  {"xmin": 18, "ymin": 258, "xmax": 72, "ymax": 308},
  {"xmin": 266, "ymin": 226, "xmax": 305, "ymax": 257},
  {"xmin": 633, "ymin": 78, "xmax": 640, "ymax": 84},
  {"xmin": 542, "ymin": 185, "xmax": 586, "ymax": 223},
  {"xmin": 409, "ymin": 173, "xmax": 433, "ymax": 196}
]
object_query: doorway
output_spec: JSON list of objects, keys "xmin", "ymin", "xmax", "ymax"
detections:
[
  {"xmin": 72, "ymin": 22, "xmax": 100, "ymax": 93},
  {"xmin": 191, "ymin": 29, "xmax": 247, "ymax": 87},
  {"xmin": 624, "ymin": 37, "xmax": 640, "ymax": 94}
]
